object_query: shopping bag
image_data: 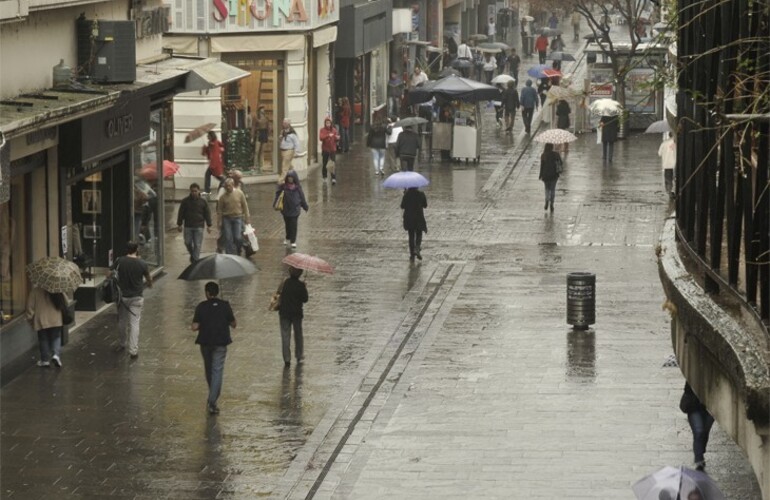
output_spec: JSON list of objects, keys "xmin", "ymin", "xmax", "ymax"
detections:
[
  {"xmin": 273, "ymin": 190, "xmax": 285, "ymax": 211},
  {"xmin": 596, "ymin": 129, "xmax": 602, "ymax": 144},
  {"xmin": 327, "ymin": 160, "xmax": 336, "ymax": 176},
  {"xmin": 243, "ymin": 223, "xmax": 259, "ymax": 252}
]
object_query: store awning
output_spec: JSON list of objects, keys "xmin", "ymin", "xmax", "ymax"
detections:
[
  {"xmin": 313, "ymin": 25, "xmax": 337, "ymax": 48},
  {"xmin": 210, "ymin": 34, "xmax": 305, "ymax": 53},
  {"xmin": 183, "ymin": 58, "xmax": 250, "ymax": 91}
]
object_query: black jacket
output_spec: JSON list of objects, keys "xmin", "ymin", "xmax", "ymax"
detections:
[
  {"xmin": 395, "ymin": 129, "xmax": 421, "ymax": 158},
  {"xmin": 556, "ymin": 101, "xmax": 571, "ymax": 129},
  {"xmin": 401, "ymin": 189, "xmax": 428, "ymax": 233},
  {"xmin": 600, "ymin": 115, "xmax": 619, "ymax": 143},
  {"xmin": 503, "ymin": 88, "xmax": 520, "ymax": 111},
  {"xmin": 366, "ymin": 125, "xmax": 388, "ymax": 149},
  {"xmin": 177, "ymin": 195, "xmax": 212, "ymax": 228},
  {"xmin": 278, "ymin": 276, "xmax": 309, "ymax": 319},
  {"xmin": 193, "ymin": 298, "xmax": 235, "ymax": 346},
  {"xmin": 539, "ymin": 151, "xmax": 562, "ymax": 182}
]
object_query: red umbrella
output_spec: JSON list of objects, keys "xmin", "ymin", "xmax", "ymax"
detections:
[
  {"xmin": 139, "ymin": 160, "xmax": 180, "ymax": 181},
  {"xmin": 281, "ymin": 253, "xmax": 334, "ymax": 275},
  {"xmin": 543, "ymin": 69, "xmax": 563, "ymax": 78}
]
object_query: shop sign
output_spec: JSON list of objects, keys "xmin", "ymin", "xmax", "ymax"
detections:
[
  {"xmin": 168, "ymin": 0, "xmax": 337, "ymax": 32},
  {"xmin": 8, "ymin": 127, "xmax": 58, "ymax": 162},
  {"xmin": 81, "ymin": 96, "xmax": 150, "ymax": 164},
  {"xmin": 211, "ymin": 0, "xmax": 333, "ymax": 25}
]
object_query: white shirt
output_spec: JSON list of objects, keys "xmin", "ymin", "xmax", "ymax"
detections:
[
  {"xmin": 483, "ymin": 56, "xmax": 497, "ymax": 71},
  {"xmin": 658, "ymin": 138, "xmax": 676, "ymax": 170},
  {"xmin": 387, "ymin": 126, "xmax": 403, "ymax": 145},
  {"xmin": 457, "ymin": 43, "xmax": 473, "ymax": 59},
  {"xmin": 488, "ymin": 21, "xmax": 496, "ymax": 37},
  {"xmin": 411, "ymin": 71, "xmax": 429, "ymax": 88}
]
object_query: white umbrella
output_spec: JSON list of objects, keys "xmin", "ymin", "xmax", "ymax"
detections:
[
  {"xmin": 645, "ymin": 120, "xmax": 672, "ymax": 134},
  {"xmin": 491, "ymin": 74, "xmax": 516, "ymax": 85},
  {"xmin": 534, "ymin": 129, "xmax": 578, "ymax": 144},
  {"xmin": 589, "ymin": 98, "xmax": 623, "ymax": 116},
  {"xmin": 632, "ymin": 466, "xmax": 726, "ymax": 500},
  {"xmin": 522, "ymin": 15, "xmax": 534, "ymax": 21}
]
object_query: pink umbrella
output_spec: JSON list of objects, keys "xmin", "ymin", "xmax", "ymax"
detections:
[
  {"xmin": 282, "ymin": 253, "xmax": 334, "ymax": 275},
  {"xmin": 140, "ymin": 160, "xmax": 180, "ymax": 180}
]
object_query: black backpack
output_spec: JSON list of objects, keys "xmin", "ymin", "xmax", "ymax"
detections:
[{"xmin": 100, "ymin": 262, "xmax": 122, "ymax": 304}]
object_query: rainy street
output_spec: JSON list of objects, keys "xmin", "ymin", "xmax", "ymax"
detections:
[{"xmin": 1, "ymin": 84, "xmax": 763, "ymax": 499}]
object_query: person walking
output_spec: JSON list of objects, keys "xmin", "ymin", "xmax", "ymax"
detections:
[
  {"xmin": 658, "ymin": 132, "xmax": 676, "ymax": 197},
  {"xmin": 26, "ymin": 287, "xmax": 68, "ymax": 367},
  {"xmin": 395, "ymin": 125, "xmax": 421, "ymax": 171},
  {"xmin": 503, "ymin": 81, "xmax": 520, "ymax": 132},
  {"xmin": 548, "ymin": 12, "xmax": 559, "ymax": 29},
  {"xmin": 191, "ymin": 281, "xmax": 236, "ymax": 415},
  {"xmin": 571, "ymin": 10, "xmax": 582, "ymax": 41},
  {"xmin": 401, "ymin": 187, "xmax": 428, "ymax": 262},
  {"xmin": 319, "ymin": 117, "xmax": 339, "ymax": 184},
  {"xmin": 111, "ymin": 241, "xmax": 153, "ymax": 359},
  {"xmin": 599, "ymin": 114, "xmax": 620, "ymax": 162},
  {"xmin": 274, "ymin": 170, "xmax": 308, "ymax": 248},
  {"xmin": 487, "ymin": 16, "xmax": 496, "ymax": 41},
  {"xmin": 493, "ymin": 84, "xmax": 504, "ymax": 127},
  {"xmin": 366, "ymin": 118, "xmax": 388, "ymax": 175},
  {"xmin": 385, "ymin": 119, "xmax": 403, "ymax": 172},
  {"xmin": 520, "ymin": 79, "xmax": 539, "ymax": 134},
  {"xmin": 201, "ymin": 131, "xmax": 225, "ymax": 195},
  {"xmin": 508, "ymin": 48, "xmax": 521, "ymax": 85},
  {"xmin": 387, "ymin": 71, "xmax": 404, "ymax": 117},
  {"xmin": 339, "ymin": 97, "xmax": 352, "ymax": 152},
  {"xmin": 177, "ymin": 183, "xmax": 213, "ymax": 263},
  {"xmin": 539, "ymin": 143, "xmax": 562, "ymax": 213},
  {"xmin": 555, "ymin": 99, "xmax": 572, "ymax": 152},
  {"xmin": 680, "ymin": 382, "xmax": 714, "ymax": 471},
  {"xmin": 482, "ymin": 53, "xmax": 497, "ymax": 84},
  {"xmin": 456, "ymin": 40, "xmax": 473, "ymax": 78},
  {"xmin": 534, "ymin": 33, "xmax": 550, "ymax": 64},
  {"xmin": 278, "ymin": 266, "xmax": 309, "ymax": 368},
  {"xmin": 216, "ymin": 178, "xmax": 251, "ymax": 255},
  {"xmin": 279, "ymin": 119, "xmax": 300, "ymax": 175},
  {"xmin": 550, "ymin": 34, "xmax": 565, "ymax": 53},
  {"xmin": 252, "ymin": 106, "xmax": 271, "ymax": 172}
]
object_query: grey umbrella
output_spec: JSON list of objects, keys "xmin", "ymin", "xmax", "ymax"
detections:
[
  {"xmin": 178, "ymin": 253, "xmax": 257, "ymax": 281},
  {"xmin": 645, "ymin": 120, "xmax": 672, "ymax": 134},
  {"xmin": 394, "ymin": 117, "xmax": 429, "ymax": 128},
  {"xmin": 549, "ymin": 51, "xmax": 576, "ymax": 62},
  {"xmin": 439, "ymin": 67, "xmax": 462, "ymax": 78},
  {"xmin": 478, "ymin": 42, "xmax": 511, "ymax": 51}
]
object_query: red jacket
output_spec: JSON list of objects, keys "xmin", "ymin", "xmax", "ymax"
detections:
[
  {"xmin": 340, "ymin": 105, "xmax": 351, "ymax": 128},
  {"xmin": 202, "ymin": 140, "xmax": 225, "ymax": 176},
  {"xmin": 534, "ymin": 35, "xmax": 550, "ymax": 52},
  {"xmin": 319, "ymin": 126, "xmax": 339, "ymax": 153}
]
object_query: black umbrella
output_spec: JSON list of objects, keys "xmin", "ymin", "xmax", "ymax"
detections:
[
  {"xmin": 178, "ymin": 253, "xmax": 257, "ymax": 281},
  {"xmin": 451, "ymin": 58, "xmax": 474, "ymax": 70},
  {"xmin": 408, "ymin": 75, "xmax": 501, "ymax": 104},
  {"xmin": 439, "ymin": 67, "xmax": 462, "ymax": 78}
]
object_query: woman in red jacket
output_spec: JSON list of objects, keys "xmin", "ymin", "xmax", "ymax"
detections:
[
  {"xmin": 339, "ymin": 97, "xmax": 352, "ymax": 152},
  {"xmin": 202, "ymin": 131, "xmax": 225, "ymax": 195},
  {"xmin": 319, "ymin": 117, "xmax": 339, "ymax": 183}
]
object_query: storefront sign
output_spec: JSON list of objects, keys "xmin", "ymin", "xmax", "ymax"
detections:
[
  {"xmin": 212, "ymin": 0, "xmax": 317, "ymax": 25},
  {"xmin": 81, "ymin": 96, "xmax": 150, "ymax": 164},
  {"xmin": 168, "ymin": 0, "xmax": 337, "ymax": 32}
]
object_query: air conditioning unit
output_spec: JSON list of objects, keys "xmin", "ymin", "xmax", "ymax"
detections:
[{"xmin": 76, "ymin": 17, "xmax": 136, "ymax": 83}]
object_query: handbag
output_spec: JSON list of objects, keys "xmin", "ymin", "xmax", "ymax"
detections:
[
  {"xmin": 100, "ymin": 263, "xmax": 121, "ymax": 304},
  {"xmin": 273, "ymin": 190, "xmax": 285, "ymax": 211},
  {"xmin": 61, "ymin": 306, "xmax": 74, "ymax": 326},
  {"xmin": 243, "ymin": 223, "xmax": 259, "ymax": 252},
  {"xmin": 268, "ymin": 280, "xmax": 285, "ymax": 311}
]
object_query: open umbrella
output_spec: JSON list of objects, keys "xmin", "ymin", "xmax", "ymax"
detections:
[
  {"xmin": 522, "ymin": 15, "xmax": 534, "ymax": 21},
  {"xmin": 653, "ymin": 21, "xmax": 672, "ymax": 32},
  {"xmin": 534, "ymin": 129, "xmax": 578, "ymax": 144},
  {"xmin": 632, "ymin": 466, "xmax": 726, "ymax": 500},
  {"xmin": 543, "ymin": 28, "xmax": 562, "ymax": 36},
  {"xmin": 548, "ymin": 51, "xmax": 576, "ymax": 62},
  {"xmin": 468, "ymin": 34, "xmax": 488, "ymax": 41},
  {"xmin": 282, "ymin": 253, "xmax": 334, "ymax": 275},
  {"xmin": 27, "ymin": 257, "xmax": 82, "ymax": 294},
  {"xmin": 527, "ymin": 64, "xmax": 552, "ymax": 79},
  {"xmin": 542, "ymin": 68, "xmax": 562, "ymax": 78},
  {"xmin": 477, "ymin": 47, "xmax": 503, "ymax": 54},
  {"xmin": 178, "ymin": 253, "xmax": 257, "ymax": 281},
  {"xmin": 184, "ymin": 123, "xmax": 217, "ymax": 144},
  {"xmin": 139, "ymin": 160, "xmax": 180, "ymax": 181},
  {"xmin": 407, "ymin": 74, "xmax": 500, "ymax": 104},
  {"xmin": 478, "ymin": 42, "xmax": 511, "ymax": 51},
  {"xmin": 451, "ymin": 58, "xmax": 475, "ymax": 70},
  {"xmin": 394, "ymin": 117, "xmax": 429, "ymax": 128},
  {"xmin": 590, "ymin": 98, "xmax": 623, "ymax": 116},
  {"xmin": 645, "ymin": 119, "xmax": 672, "ymax": 134},
  {"xmin": 439, "ymin": 67, "xmax": 462, "ymax": 78},
  {"xmin": 491, "ymin": 74, "xmax": 516, "ymax": 85},
  {"xmin": 383, "ymin": 171, "xmax": 430, "ymax": 189}
]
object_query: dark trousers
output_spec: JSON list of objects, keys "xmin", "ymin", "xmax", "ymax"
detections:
[
  {"xmin": 538, "ymin": 50, "xmax": 547, "ymax": 64},
  {"xmin": 283, "ymin": 215, "xmax": 299, "ymax": 243},
  {"xmin": 522, "ymin": 107, "xmax": 535, "ymax": 133},
  {"xmin": 400, "ymin": 156, "xmax": 416, "ymax": 171},
  {"xmin": 279, "ymin": 315, "xmax": 304, "ymax": 362},
  {"xmin": 407, "ymin": 229, "xmax": 423, "ymax": 257},
  {"xmin": 322, "ymin": 151, "xmax": 336, "ymax": 179},
  {"xmin": 688, "ymin": 409, "xmax": 714, "ymax": 464},
  {"xmin": 664, "ymin": 169, "xmax": 674, "ymax": 194},
  {"xmin": 602, "ymin": 141, "xmax": 615, "ymax": 161},
  {"xmin": 200, "ymin": 345, "xmax": 227, "ymax": 407},
  {"xmin": 204, "ymin": 168, "xmax": 223, "ymax": 193}
]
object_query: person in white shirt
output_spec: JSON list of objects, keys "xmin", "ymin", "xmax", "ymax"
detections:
[
  {"xmin": 658, "ymin": 132, "xmax": 676, "ymax": 197},
  {"xmin": 385, "ymin": 119, "xmax": 403, "ymax": 173},
  {"xmin": 457, "ymin": 40, "xmax": 473, "ymax": 59},
  {"xmin": 482, "ymin": 53, "xmax": 497, "ymax": 84},
  {"xmin": 487, "ymin": 17, "xmax": 496, "ymax": 40},
  {"xmin": 410, "ymin": 66, "xmax": 429, "ymax": 89}
]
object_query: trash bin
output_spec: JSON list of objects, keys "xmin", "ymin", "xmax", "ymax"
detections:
[{"xmin": 567, "ymin": 272, "xmax": 595, "ymax": 329}]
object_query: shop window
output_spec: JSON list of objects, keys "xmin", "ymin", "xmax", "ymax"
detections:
[
  {"xmin": 0, "ymin": 176, "xmax": 29, "ymax": 324},
  {"xmin": 133, "ymin": 108, "xmax": 164, "ymax": 267}
]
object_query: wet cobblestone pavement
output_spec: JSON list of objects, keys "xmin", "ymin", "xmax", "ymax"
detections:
[{"xmin": 2, "ymin": 50, "xmax": 763, "ymax": 499}]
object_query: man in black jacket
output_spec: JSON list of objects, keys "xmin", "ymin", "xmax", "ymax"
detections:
[
  {"xmin": 278, "ymin": 267, "xmax": 309, "ymax": 367},
  {"xmin": 177, "ymin": 183, "xmax": 212, "ymax": 263},
  {"xmin": 192, "ymin": 282, "xmax": 236, "ymax": 415},
  {"xmin": 395, "ymin": 126, "xmax": 421, "ymax": 171},
  {"xmin": 502, "ymin": 81, "xmax": 520, "ymax": 132}
]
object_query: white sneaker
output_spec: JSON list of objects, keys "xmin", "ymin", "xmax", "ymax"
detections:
[
  {"xmin": 291, "ymin": 243, "xmax": 297, "ymax": 248},
  {"xmin": 332, "ymin": 178, "xmax": 337, "ymax": 185},
  {"xmin": 37, "ymin": 360, "xmax": 50, "ymax": 367},
  {"xmin": 283, "ymin": 239, "xmax": 290, "ymax": 246},
  {"xmin": 52, "ymin": 355, "xmax": 62, "ymax": 368}
]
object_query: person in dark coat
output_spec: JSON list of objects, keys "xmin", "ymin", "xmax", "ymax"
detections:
[
  {"xmin": 502, "ymin": 81, "xmax": 520, "ymax": 132},
  {"xmin": 555, "ymin": 99, "xmax": 572, "ymax": 152},
  {"xmin": 191, "ymin": 281, "xmax": 236, "ymax": 415},
  {"xmin": 277, "ymin": 266, "xmax": 309, "ymax": 367},
  {"xmin": 274, "ymin": 170, "xmax": 309, "ymax": 248},
  {"xmin": 539, "ymin": 143, "xmax": 562, "ymax": 212},
  {"xmin": 599, "ymin": 114, "xmax": 620, "ymax": 162},
  {"xmin": 519, "ymin": 80, "xmax": 539, "ymax": 134},
  {"xmin": 366, "ymin": 119, "xmax": 388, "ymax": 175},
  {"xmin": 400, "ymin": 187, "xmax": 428, "ymax": 261},
  {"xmin": 177, "ymin": 183, "xmax": 213, "ymax": 263},
  {"xmin": 395, "ymin": 126, "xmax": 421, "ymax": 171},
  {"xmin": 680, "ymin": 382, "xmax": 714, "ymax": 471}
]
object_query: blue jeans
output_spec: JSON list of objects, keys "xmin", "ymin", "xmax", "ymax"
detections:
[
  {"xmin": 221, "ymin": 216, "xmax": 244, "ymax": 255},
  {"xmin": 184, "ymin": 227, "xmax": 204, "ymax": 262},
  {"xmin": 117, "ymin": 296, "xmax": 144, "ymax": 355},
  {"xmin": 688, "ymin": 409, "xmax": 714, "ymax": 464},
  {"xmin": 371, "ymin": 149, "xmax": 385, "ymax": 172},
  {"xmin": 200, "ymin": 345, "xmax": 227, "ymax": 407},
  {"xmin": 544, "ymin": 179, "xmax": 557, "ymax": 206},
  {"xmin": 340, "ymin": 127, "xmax": 350, "ymax": 152},
  {"xmin": 279, "ymin": 316, "xmax": 304, "ymax": 363},
  {"xmin": 37, "ymin": 327, "xmax": 62, "ymax": 362}
]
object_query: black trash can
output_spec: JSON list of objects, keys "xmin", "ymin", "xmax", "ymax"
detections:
[{"xmin": 567, "ymin": 272, "xmax": 595, "ymax": 329}]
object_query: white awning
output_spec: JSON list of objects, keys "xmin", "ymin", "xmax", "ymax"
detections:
[
  {"xmin": 183, "ymin": 58, "xmax": 250, "ymax": 91},
  {"xmin": 211, "ymin": 34, "xmax": 305, "ymax": 53},
  {"xmin": 313, "ymin": 25, "xmax": 337, "ymax": 48}
]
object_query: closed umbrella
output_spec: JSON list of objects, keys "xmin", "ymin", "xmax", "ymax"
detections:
[
  {"xmin": 27, "ymin": 257, "xmax": 82, "ymax": 294},
  {"xmin": 282, "ymin": 253, "xmax": 334, "ymax": 275},
  {"xmin": 383, "ymin": 171, "xmax": 430, "ymax": 189},
  {"xmin": 178, "ymin": 254, "xmax": 257, "ymax": 281}
]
